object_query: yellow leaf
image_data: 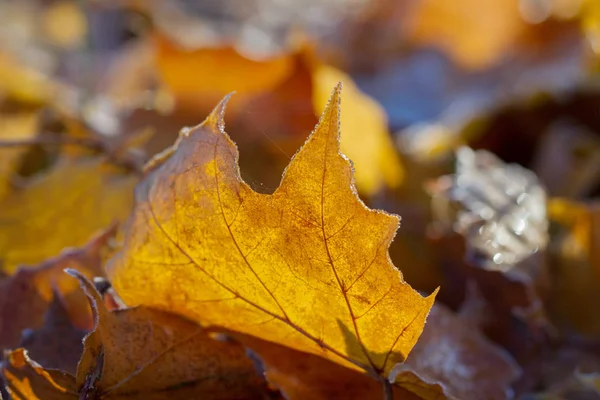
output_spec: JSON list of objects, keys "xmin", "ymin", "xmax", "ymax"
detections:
[
  {"xmin": 0, "ymin": 157, "xmax": 136, "ymax": 273},
  {"xmin": 0, "ymin": 54, "xmax": 55, "ymax": 105},
  {"xmin": 108, "ymin": 86, "xmax": 437, "ymax": 378},
  {"xmin": 3, "ymin": 271, "xmax": 268, "ymax": 399},
  {"xmin": 312, "ymin": 65, "xmax": 404, "ymax": 196},
  {"xmin": 0, "ymin": 111, "xmax": 40, "ymax": 199},
  {"xmin": 582, "ymin": 0, "xmax": 600, "ymax": 54}
]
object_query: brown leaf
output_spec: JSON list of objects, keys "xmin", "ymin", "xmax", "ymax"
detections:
[
  {"xmin": 18, "ymin": 292, "xmax": 87, "ymax": 375},
  {"xmin": 400, "ymin": 302, "xmax": 521, "ymax": 400},
  {"xmin": 2, "ymin": 348, "xmax": 78, "ymax": 400},
  {"xmin": 239, "ymin": 333, "xmax": 447, "ymax": 400},
  {"xmin": 3, "ymin": 270, "xmax": 269, "ymax": 399},
  {"xmin": 0, "ymin": 228, "xmax": 112, "ymax": 352}
]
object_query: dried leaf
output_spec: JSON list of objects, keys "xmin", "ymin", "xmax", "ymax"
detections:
[
  {"xmin": 432, "ymin": 147, "xmax": 548, "ymax": 270},
  {"xmin": 0, "ymin": 157, "xmax": 136, "ymax": 273},
  {"xmin": 2, "ymin": 349, "xmax": 78, "ymax": 400},
  {"xmin": 18, "ymin": 292, "xmax": 87, "ymax": 375},
  {"xmin": 0, "ymin": 229, "xmax": 112, "ymax": 352},
  {"xmin": 399, "ymin": 303, "xmax": 521, "ymax": 400},
  {"xmin": 239, "ymin": 333, "xmax": 447, "ymax": 400},
  {"xmin": 108, "ymin": 86, "xmax": 436, "ymax": 380},
  {"xmin": 3, "ymin": 270, "xmax": 268, "ymax": 399}
]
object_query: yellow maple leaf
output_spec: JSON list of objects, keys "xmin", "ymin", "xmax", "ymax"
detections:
[
  {"xmin": 108, "ymin": 85, "xmax": 437, "ymax": 379},
  {"xmin": 3, "ymin": 270, "xmax": 268, "ymax": 399},
  {"xmin": 0, "ymin": 157, "xmax": 136, "ymax": 273}
]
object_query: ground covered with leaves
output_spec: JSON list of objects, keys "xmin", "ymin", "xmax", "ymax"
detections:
[{"xmin": 1, "ymin": 1, "xmax": 600, "ymax": 399}]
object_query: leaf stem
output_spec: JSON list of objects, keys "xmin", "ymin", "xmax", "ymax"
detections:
[{"xmin": 383, "ymin": 378, "xmax": 393, "ymax": 400}]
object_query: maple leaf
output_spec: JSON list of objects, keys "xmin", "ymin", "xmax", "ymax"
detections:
[
  {"xmin": 0, "ymin": 156, "xmax": 136, "ymax": 273},
  {"xmin": 108, "ymin": 85, "xmax": 437, "ymax": 381},
  {"xmin": 2, "ymin": 270, "xmax": 268, "ymax": 399}
]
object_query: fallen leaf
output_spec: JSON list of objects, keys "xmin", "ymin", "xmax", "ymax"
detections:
[
  {"xmin": 0, "ymin": 111, "xmax": 40, "ymax": 199},
  {"xmin": 18, "ymin": 291, "xmax": 87, "ymax": 375},
  {"xmin": 108, "ymin": 85, "xmax": 436, "ymax": 380},
  {"xmin": 547, "ymin": 198, "xmax": 600, "ymax": 338},
  {"xmin": 0, "ymin": 228, "xmax": 112, "ymax": 352},
  {"xmin": 428, "ymin": 231, "xmax": 550, "ymax": 392},
  {"xmin": 405, "ymin": 0, "xmax": 527, "ymax": 69},
  {"xmin": 155, "ymin": 33, "xmax": 294, "ymax": 103},
  {"xmin": 3, "ymin": 270, "xmax": 269, "ymax": 399},
  {"xmin": 2, "ymin": 349, "xmax": 78, "ymax": 400},
  {"xmin": 399, "ymin": 302, "xmax": 521, "ymax": 400},
  {"xmin": 0, "ymin": 53, "xmax": 56, "ymax": 106},
  {"xmin": 582, "ymin": 0, "xmax": 600, "ymax": 54},
  {"xmin": 0, "ymin": 156, "xmax": 136, "ymax": 273},
  {"xmin": 239, "ymin": 333, "xmax": 447, "ymax": 400}
]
